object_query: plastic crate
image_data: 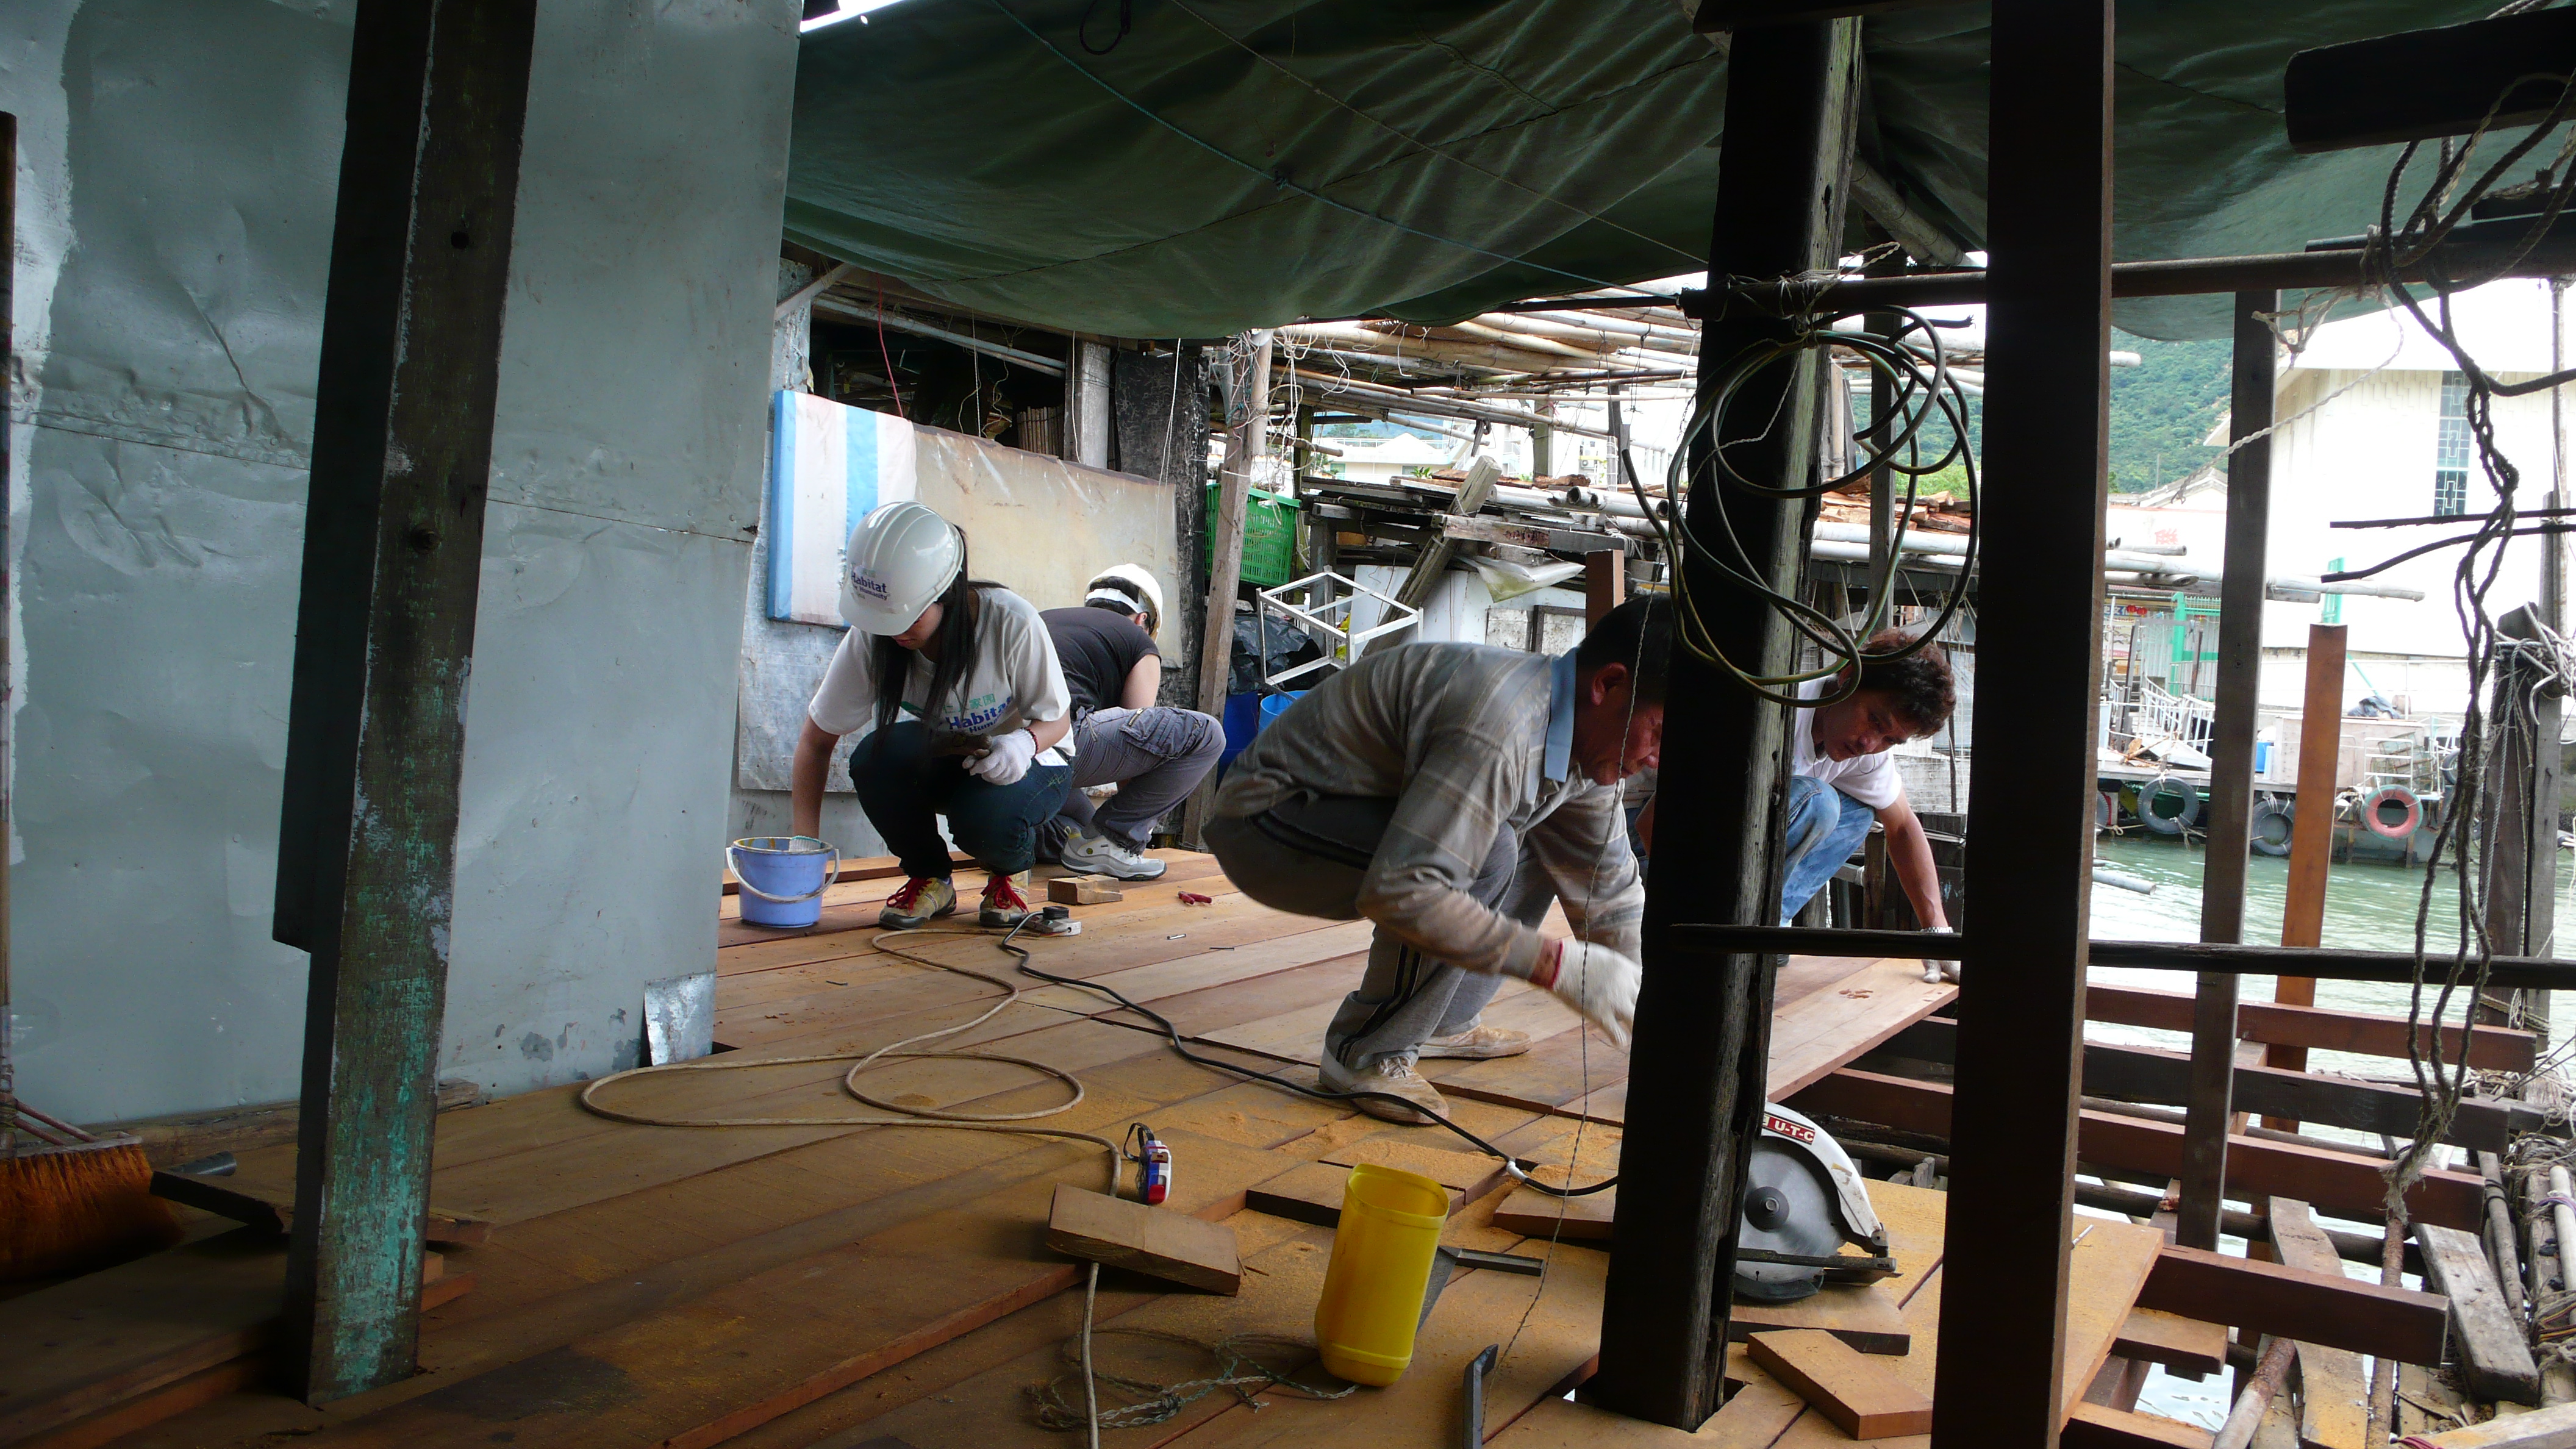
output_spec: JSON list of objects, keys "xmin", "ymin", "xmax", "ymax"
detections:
[{"xmin": 1205, "ymin": 485, "xmax": 1302, "ymax": 589}]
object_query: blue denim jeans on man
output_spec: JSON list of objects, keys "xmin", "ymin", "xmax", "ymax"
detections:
[{"xmin": 1778, "ymin": 774, "xmax": 1875, "ymax": 925}]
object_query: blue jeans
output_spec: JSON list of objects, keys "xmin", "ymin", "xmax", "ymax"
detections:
[
  {"xmin": 1780, "ymin": 775, "xmax": 1874, "ymax": 925},
  {"xmin": 849, "ymin": 721, "xmax": 1074, "ymax": 879}
]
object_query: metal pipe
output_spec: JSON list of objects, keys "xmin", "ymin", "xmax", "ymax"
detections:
[
  {"xmin": 2212, "ymin": 1338, "xmax": 2296, "ymax": 1449},
  {"xmin": 814, "ymin": 299, "xmax": 1065, "ymax": 376},
  {"xmin": 1666, "ymin": 923, "xmax": 2576, "ymax": 990}
]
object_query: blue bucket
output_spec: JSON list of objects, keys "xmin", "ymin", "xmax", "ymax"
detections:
[{"xmin": 728, "ymin": 835, "xmax": 841, "ymax": 929}]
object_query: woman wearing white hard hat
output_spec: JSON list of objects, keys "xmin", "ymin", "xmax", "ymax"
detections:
[{"xmin": 792, "ymin": 500, "xmax": 1073, "ymax": 929}]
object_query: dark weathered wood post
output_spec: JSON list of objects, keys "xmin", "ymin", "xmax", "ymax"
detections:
[
  {"xmin": 2489, "ymin": 606, "xmax": 2562, "ymax": 968},
  {"xmin": 2176, "ymin": 290, "xmax": 2280, "ymax": 1250},
  {"xmin": 1592, "ymin": 18, "xmax": 1861, "ymax": 1428},
  {"xmin": 271, "ymin": 0, "xmax": 538, "ymax": 1403},
  {"xmin": 1930, "ymin": 0, "xmax": 2113, "ymax": 1440}
]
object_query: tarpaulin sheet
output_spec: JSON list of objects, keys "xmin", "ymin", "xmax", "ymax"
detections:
[{"xmin": 786, "ymin": 0, "xmax": 2494, "ymax": 341}]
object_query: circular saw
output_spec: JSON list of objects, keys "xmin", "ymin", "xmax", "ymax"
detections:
[{"xmin": 1733, "ymin": 1104, "xmax": 1900, "ymax": 1303}]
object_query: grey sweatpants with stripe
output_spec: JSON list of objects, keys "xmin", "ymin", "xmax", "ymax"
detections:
[{"xmin": 1204, "ymin": 795, "xmax": 1553, "ymax": 1072}]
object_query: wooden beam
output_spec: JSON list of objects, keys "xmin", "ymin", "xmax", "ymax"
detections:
[
  {"xmin": 1593, "ymin": 17, "xmax": 1862, "ymax": 1431},
  {"xmin": 2419, "ymin": 1222, "xmax": 2542, "ymax": 1404},
  {"xmin": 2489, "ymin": 607, "xmax": 2562, "ymax": 975},
  {"xmin": 2136, "ymin": 1243, "xmax": 2450, "ymax": 1365},
  {"xmin": 2082, "ymin": 983, "xmax": 2537, "ymax": 1073},
  {"xmin": 1440, "ymin": 512, "xmax": 1625, "ymax": 556},
  {"xmin": 2409, "ymin": 1401, "xmax": 2576, "ymax": 1445},
  {"xmin": 2269, "ymin": 623, "xmax": 2347, "ymax": 1127},
  {"xmin": 2062, "ymin": 1402, "xmax": 2216, "ymax": 1449},
  {"xmin": 1746, "ymin": 1329, "xmax": 1933, "ymax": 1438},
  {"xmin": 1182, "ymin": 331, "xmax": 1269, "ymax": 844},
  {"xmin": 1789, "ymin": 1069, "xmax": 2488, "ymax": 1229},
  {"xmin": 1873, "ymin": 1017, "xmax": 2534, "ymax": 1150},
  {"xmin": 2178, "ymin": 289, "xmax": 2277, "ymax": 1253},
  {"xmin": 1930, "ymin": 0, "xmax": 2111, "ymax": 1442},
  {"xmin": 1584, "ymin": 548, "xmax": 1626, "ymax": 624},
  {"xmin": 2269, "ymin": 1198, "xmax": 2375, "ymax": 1448},
  {"xmin": 269, "ymin": 0, "xmax": 538, "ymax": 1404},
  {"xmin": 1392, "ymin": 456, "xmax": 1503, "ymax": 611},
  {"xmin": 2283, "ymin": 10, "xmax": 2576, "ymax": 154}
]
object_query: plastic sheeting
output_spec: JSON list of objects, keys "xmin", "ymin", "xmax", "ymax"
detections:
[{"xmin": 787, "ymin": 0, "xmax": 2493, "ymax": 340}]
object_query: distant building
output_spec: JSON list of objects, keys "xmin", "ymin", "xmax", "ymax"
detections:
[{"xmin": 2112, "ymin": 279, "xmax": 2569, "ymax": 720}]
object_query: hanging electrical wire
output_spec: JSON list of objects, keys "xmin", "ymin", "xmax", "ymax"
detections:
[{"xmin": 1622, "ymin": 297, "xmax": 1980, "ymax": 706}]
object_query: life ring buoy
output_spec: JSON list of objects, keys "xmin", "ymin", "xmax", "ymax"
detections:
[
  {"xmin": 2137, "ymin": 775, "xmax": 2202, "ymax": 835},
  {"xmin": 2364, "ymin": 784, "xmax": 2422, "ymax": 840},
  {"xmin": 2249, "ymin": 797, "xmax": 2293, "ymax": 857},
  {"xmin": 2096, "ymin": 792, "xmax": 2116, "ymax": 831}
]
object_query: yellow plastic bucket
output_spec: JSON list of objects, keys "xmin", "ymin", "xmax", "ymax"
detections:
[{"xmin": 1314, "ymin": 1164, "xmax": 1450, "ymax": 1386}]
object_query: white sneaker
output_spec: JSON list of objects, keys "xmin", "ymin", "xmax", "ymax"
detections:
[
  {"xmin": 1318, "ymin": 1050, "xmax": 1448, "ymax": 1125},
  {"xmin": 1059, "ymin": 830, "xmax": 1168, "ymax": 881}
]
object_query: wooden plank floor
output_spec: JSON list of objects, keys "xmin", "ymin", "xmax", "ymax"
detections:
[{"xmin": 23, "ymin": 850, "xmax": 2031, "ymax": 1449}]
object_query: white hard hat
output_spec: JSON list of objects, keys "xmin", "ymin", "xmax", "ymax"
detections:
[
  {"xmin": 1085, "ymin": 564, "xmax": 1167, "ymax": 634},
  {"xmin": 840, "ymin": 500, "xmax": 964, "ymax": 634}
]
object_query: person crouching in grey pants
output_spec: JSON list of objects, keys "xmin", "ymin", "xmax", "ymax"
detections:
[{"xmin": 1053, "ymin": 705, "xmax": 1224, "ymax": 878}]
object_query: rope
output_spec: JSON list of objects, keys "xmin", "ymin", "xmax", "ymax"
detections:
[{"xmin": 1027, "ymin": 1329, "xmax": 1358, "ymax": 1431}]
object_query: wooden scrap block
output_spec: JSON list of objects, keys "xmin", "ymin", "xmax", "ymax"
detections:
[
  {"xmin": 2411, "ymin": 1399, "xmax": 2576, "ymax": 1445},
  {"xmin": 1745, "ymin": 1329, "xmax": 1933, "ymax": 1439},
  {"xmin": 1245, "ymin": 1163, "xmax": 1352, "ymax": 1228},
  {"xmin": 1492, "ymin": 1183, "xmax": 1614, "ymax": 1242},
  {"xmin": 1048, "ymin": 875, "xmax": 1123, "ymax": 905},
  {"xmin": 1730, "ymin": 1280, "xmax": 1912, "ymax": 1356},
  {"xmin": 1045, "ymin": 1183, "xmax": 1240, "ymax": 1295},
  {"xmin": 2111, "ymin": 1306, "xmax": 2226, "ymax": 1377}
]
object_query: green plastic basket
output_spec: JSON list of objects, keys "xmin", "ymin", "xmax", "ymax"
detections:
[{"xmin": 1206, "ymin": 485, "xmax": 1303, "ymax": 589}]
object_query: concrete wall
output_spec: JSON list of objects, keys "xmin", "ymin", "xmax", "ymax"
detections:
[{"xmin": 5, "ymin": 0, "xmax": 798, "ymax": 1122}]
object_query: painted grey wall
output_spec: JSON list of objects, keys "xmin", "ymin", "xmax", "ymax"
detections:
[{"xmin": 4, "ymin": 0, "xmax": 798, "ymax": 1122}]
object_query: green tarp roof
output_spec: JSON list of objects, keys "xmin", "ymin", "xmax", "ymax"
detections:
[{"xmin": 786, "ymin": 0, "xmax": 2491, "ymax": 341}]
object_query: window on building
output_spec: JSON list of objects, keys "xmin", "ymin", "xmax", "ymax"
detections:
[{"xmin": 2435, "ymin": 370, "xmax": 2470, "ymax": 517}]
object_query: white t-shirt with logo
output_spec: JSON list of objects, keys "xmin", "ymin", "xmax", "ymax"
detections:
[
  {"xmin": 1790, "ymin": 674, "xmax": 1903, "ymax": 810},
  {"xmin": 807, "ymin": 586, "xmax": 1072, "ymax": 753}
]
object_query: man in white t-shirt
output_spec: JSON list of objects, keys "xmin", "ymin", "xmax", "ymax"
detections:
[
  {"xmin": 1776, "ymin": 631, "xmax": 1956, "ymax": 930},
  {"xmin": 1631, "ymin": 629, "xmax": 1955, "ymax": 930}
]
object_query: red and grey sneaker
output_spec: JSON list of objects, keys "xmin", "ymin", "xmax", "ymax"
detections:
[
  {"xmin": 878, "ymin": 876, "xmax": 957, "ymax": 929},
  {"xmin": 979, "ymin": 871, "xmax": 1034, "ymax": 929}
]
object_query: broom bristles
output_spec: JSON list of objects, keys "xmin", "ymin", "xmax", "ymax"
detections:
[{"xmin": 0, "ymin": 1138, "xmax": 184, "ymax": 1282}]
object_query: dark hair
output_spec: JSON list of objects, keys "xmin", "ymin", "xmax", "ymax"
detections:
[
  {"xmin": 1086, "ymin": 597, "xmax": 1143, "ymax": 622},
  {"xmin": 868, "ymin": 529, "xmax": 1003, "ymax": 735},
  {"xmin": 1575, "ymin": 594, "xmax": 1675, "ymax": 705},
  {"xmin": 1847, "ymin": 628, "xmax": 1956, "ymax": 736}
]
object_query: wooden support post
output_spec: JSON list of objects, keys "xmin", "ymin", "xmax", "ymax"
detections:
[
  {"xmin": 0, "ymin": 110, "xmax": 16, "ymax": 1163},
  {"xmin": 2486, "ymin": 606, "xmax": 2560, "ymax": 970},
  {"xmin": 1585, "ymin": 548, "xmax": 1626, "ymax": 625},
  {"xmin": 270, "ymin": 0, "xmax": 538, "ymax": 1403},
  {"xmin": 2177, "ymin": 292, "xmax": 2278, "ymax": 1253},
  {"xmin": 1182, "ymin": 332, "xmax": 1270, "ymax": 844},
  {"xmin": 1533, "ymin": 399, "xmax": 1555, "ymax": 479},
  {"xmin": 2266, "ymin": 623, "xmax": 2347, "ymax": 1128},
  {"xmin": 1590, "ymin": 18, "xmax": 1861, "ymax": 1430},
  {"xmin": 1931, "ymin": 0, "xmax": 2113, "ymax": 1442}
]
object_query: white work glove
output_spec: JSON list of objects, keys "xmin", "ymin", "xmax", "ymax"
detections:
[
  {"xmin": 1921, "ymin": 926, "xmax": 1957, "ymax": 984},
  {"xmin": 1532, "ymin": 939, "xmax": 1639, "ymax": 1051},
  {"xmin": 965, "ymin": 728, "xmax": 1037, "ymax": 785}
]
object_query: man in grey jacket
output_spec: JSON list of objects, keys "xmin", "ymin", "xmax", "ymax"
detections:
[{"xmin": 1204, "ymin": 596, "xmax": 1666, "ymax": 1123}]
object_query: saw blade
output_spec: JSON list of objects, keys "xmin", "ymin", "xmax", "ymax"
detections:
[{"xmin": 1733, "ymin": 1137, "xmax": 1844, "ymax": 1301}]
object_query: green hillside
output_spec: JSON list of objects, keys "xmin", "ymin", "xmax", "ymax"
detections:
[{"xmin": 2108, "ymin": 331, "xmax": 2232, "ymax": 492}]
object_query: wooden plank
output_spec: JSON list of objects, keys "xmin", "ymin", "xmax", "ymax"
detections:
[
  {"xmin": 1764, "ymin": 959, "xmax": 1955, "ymax": 1099},
  {"xmin": 152, "ymin": 1172, "xmax": 494, "ymax": 1245},
  {"xmin": 1043, "ymin": 1183, "xmax": 1240, "ymax": 1294},
  {"xmin": 2419, "ymin": 1223, "xmax": 2541, "ymax": 1404},
  {"xmin": 2061, "ymin": 1401, "xmax": 2216, "ymax": 1448},
  {"xmin": 267, "ymin": 0, "xmax": 543, "ymax": 1401},
  {"xmin": 2083, "ymin": 984, "xmax": 2538, "ymax": 1073},
  {"xmin": 1317, "ymin": 1138, "xmax": 1511, "ymax": 1200},
  {"xmin": 0, "ymin": 1229, "xmax": 282, "ymax": 1445},
  {"xmin": 2283, "ymin": 10, "xmax": 2576, "ymax": 153},
  {"xmin": 2135, "ymin": 1244, "xmax": 2449, "ymax": 1365},
  {"xmin": 1746, "ymin": 1330, "xmax": 1932, "ymax": 1438},
  {"xmin": 2269, "ymin": 624, "xmax": 2347, "ymax": 1117},
  {"xmin": 2111, "ymin": 1308, "xmax": 2227, "ymax": 1376},
  {"xmin": 1734, "ymin": 1285, "xmax": 1913, "ymax": 1357},
  {"xmin": 1494, "ymin": 1183, "xmax": 1618, "ymax": 1243},
  {"xmin": 1788, "ymin": 1068, "xmax": 2488, "ymax": 1229},
  {"xmin": 2269, "ymin": 1198, "xmax": 2372, "ymax": 1449}
]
